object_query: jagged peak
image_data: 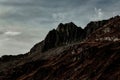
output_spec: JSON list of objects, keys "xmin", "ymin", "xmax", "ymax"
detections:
[
  {"xmin": 65, "ymin": 22, "xmax": 76, "ymax": 26},
  {"xmin": 56, "ymin": 22, "xmax": 78, "ymax": 31},
  {"xmin": 41, "ymin": 22, "xmax": 85, "ymax": 52},
  {"xmin": 58, "ymin": 23, "xmax": 64, "ymax": 28}
]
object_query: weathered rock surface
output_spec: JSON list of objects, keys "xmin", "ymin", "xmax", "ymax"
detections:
[{"xmin": 42, "ymin": 22, "xmax": 85, "ymax": 52}]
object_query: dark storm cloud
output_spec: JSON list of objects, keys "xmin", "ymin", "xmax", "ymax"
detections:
[
  {"xmin": 0, "ymin": 0, "xmax": 120, "ymax": 27},
  {"xmin": 0, "ymin": 0, "xmax": 88, "ymax": 25},
  {"xmin": 0, "ymin": 0, "xmax": 88, "ymax": 7}
]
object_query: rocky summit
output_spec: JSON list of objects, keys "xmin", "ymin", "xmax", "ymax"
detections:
[
  {"xmin": 0, "ymin": 16, "xmax": 120, "ymax": 80},
  {"xmin": 42, "ymin": 22, "xmax": 85, "ymax": 52}
]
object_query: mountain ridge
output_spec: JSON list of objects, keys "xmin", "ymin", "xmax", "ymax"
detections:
[{"xmin": 30, "ymin": 16, "xmax": 120, "ymax": 54}]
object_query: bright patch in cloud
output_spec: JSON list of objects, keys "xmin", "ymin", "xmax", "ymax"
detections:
[
  {"xmin": 89, "ymin": 8, "xmax": 104, "ymax": 21},
  {"xmin": 4, "ymin": 31, "xmax": 21, "ymax": 36},
  {"xmin": 95, "ymin": 8, "xmax": 104, "ymax": 19}
]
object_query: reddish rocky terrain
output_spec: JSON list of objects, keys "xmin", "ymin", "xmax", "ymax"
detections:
[{"xmin": 0, "ymin": 16, "xmax": 120, "ymax": 80}]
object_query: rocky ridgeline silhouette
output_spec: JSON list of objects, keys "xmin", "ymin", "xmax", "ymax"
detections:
[
  {"xmin": 30, "ymin": 21, "xmax": 102, "ymax": 53},
  {"xmin": 31, "ymin": 16, "xmax": 120, "ymax": 53}
]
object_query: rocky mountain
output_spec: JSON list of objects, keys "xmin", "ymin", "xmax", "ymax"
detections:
[
  {"xmin": 42, "ymin": 22, "xmax": 85, "ymax": 52},
  {"xmin": 0, "ymin": 16, "xmax": 120, "ymax": 80}
]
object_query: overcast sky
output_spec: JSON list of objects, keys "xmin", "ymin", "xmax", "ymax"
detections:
[{"xmin": 0, "ymin": 0, "xmax": 120, "ymax": 56}]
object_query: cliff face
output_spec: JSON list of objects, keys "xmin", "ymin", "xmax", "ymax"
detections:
[
  {"xmin": 42, "ymin": 22, "xmax": 85, "ymax": 52},
  {"xmin": 0, "ymin": 16, "xmax": 120, "ymax": 80},
  {"xmin": 84, "ymin": 20, "xmax": 109, "ymax": 37}
]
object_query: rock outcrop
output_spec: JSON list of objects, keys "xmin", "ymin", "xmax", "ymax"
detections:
[
  {"xmin": 42, "ymin": 22, "xmax": 85, "ymax": 51},
  {"xmin": 84, "ymin": 20, "xmax": 109, "ymax": 37}
]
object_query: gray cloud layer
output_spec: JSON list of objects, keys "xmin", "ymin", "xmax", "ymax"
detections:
[{"xmin": 0, "ymin": 0, "xmax": 120, "ymax": 56}]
